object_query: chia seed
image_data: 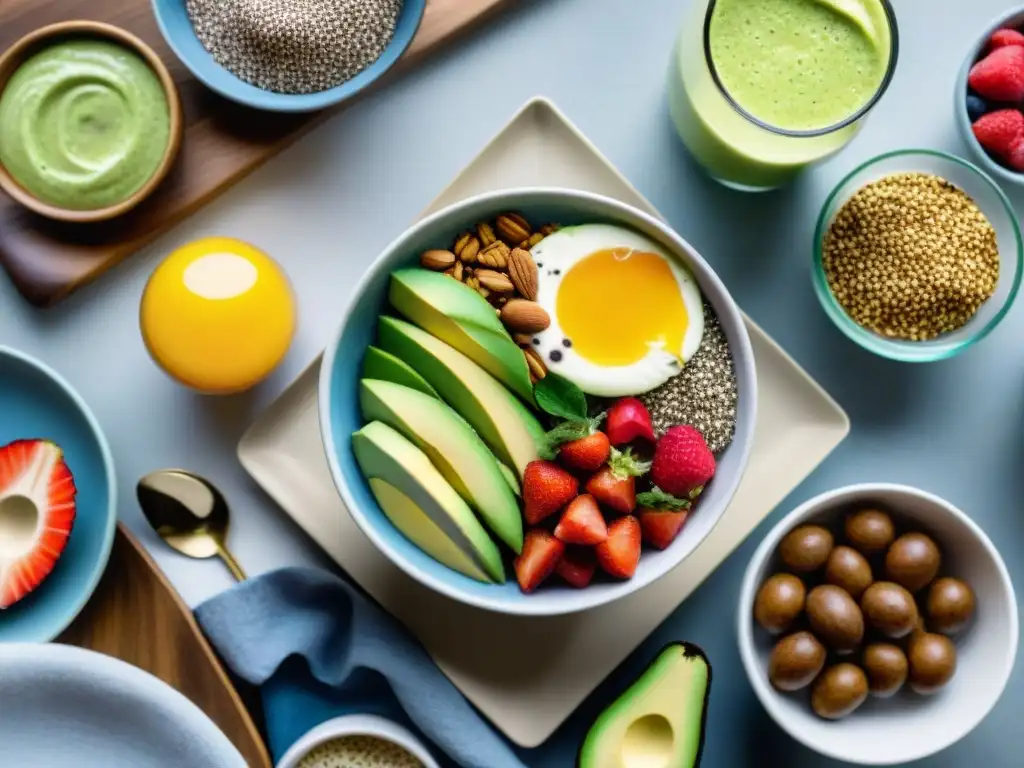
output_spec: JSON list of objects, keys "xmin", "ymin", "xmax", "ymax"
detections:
[
  {"xmin": 549, "ymin": 350, "xmax": 563, "ymax": 363},
  {"xmin": 187, "ymin": 0, "xmax": 402, "ymax": 95},
  {"xmin": 640, "ymin": 303, "xmax": 738, "ymax": 454}
]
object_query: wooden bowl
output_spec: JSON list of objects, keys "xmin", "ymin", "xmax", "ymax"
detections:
[{"xmin": 0, "ymin": 20, "xmax": 182, "ymax": 223}]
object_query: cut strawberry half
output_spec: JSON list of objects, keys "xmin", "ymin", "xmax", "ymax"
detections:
[
  {"xmin": 639, "ymin": 508, "xmax": 689, "ymax": 550},
  {"xmin": 0, "ymin": 439, "xmax": 77, "ymax": 609},
  {"xmin": 554, "ymin": 494, "xmax": 608, "ymax": 546},
  {"xmin": 556, "ymin": 547, "xmax": 597, "ymax": 589},
  {"xmin": 596, "ymin": 516, "xmax": 641, "ymax": 579},
  {"xmin": 514, "ymin": 529, "xmax": 565, "ymax": 593}
]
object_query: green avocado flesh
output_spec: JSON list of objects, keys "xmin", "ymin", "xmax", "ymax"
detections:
[
  {"xmin": 360, "ymin": 379, "xmax": 523, "ymax": 553},
  {"xmin": 579, "ymin": 643, "xmax": 711, "ymax": 768},
  {"xmin": 362, "ymin": 346, "xmax": 440, "ymax": 399},
  {"xmin": 352, "ymin": 422, "xmax": 504, "ymax": 583},
  {"xmin": 389, "ymin": 269, "xmax": 535, "ymax": 403},
  {"xmin": 376, "ymin": 316, "xmax": 543, "ymax": 478}
]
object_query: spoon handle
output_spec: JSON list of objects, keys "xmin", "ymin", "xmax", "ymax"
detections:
[{"xmin": 217, "ymin": 545, "xmax": 248, "ymax": 582}]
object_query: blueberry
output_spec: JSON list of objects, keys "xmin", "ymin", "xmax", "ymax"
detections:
[{"xmin": 967, "ymin": 93, "xmax": 990, "ymax": 123}]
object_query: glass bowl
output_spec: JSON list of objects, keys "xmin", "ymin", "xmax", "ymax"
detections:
[{"xmin": 812, "ymin": 149, "xmax": 1023, "ymax": 362}]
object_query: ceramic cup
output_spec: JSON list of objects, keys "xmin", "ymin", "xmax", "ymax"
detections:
[{"xmin": 275, "ymin": 715, "xmax": 440, "ymax": 768}]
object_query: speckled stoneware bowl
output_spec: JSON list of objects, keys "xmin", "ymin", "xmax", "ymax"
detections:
[
  {"xmin": 738, "ymin": 484, "xmax": 1018, "ymax": 766},
  {"xmin": 319, "ymin": 187, "xmax": 757, "ymax": 617},
  {"xmin": 955, "ymin": 6, "xmax": 1024, "ymax": 188},
  {"xmin": 275, "ymin": 715, "xmax": 440, "ymax": 768}
]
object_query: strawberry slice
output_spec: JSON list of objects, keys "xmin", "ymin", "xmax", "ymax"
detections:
[
  {"xmin": 585, "ymin": 447, "xmax": 650, "ymax": 515},
  {"xmin": 556, "ymin": 547, "xmax": 597, "ymax": 589},
  {"xmin": 514, "ymin": 529, "xmax": 565, "ymax": 593},
  {"xmin": 639, "ymin": 508, "xmax": 690, "ymax": 550},
  {"xmin": 554, "ymin": 494, "xmax": 608, "ymax": 545},
  {"xmin": 0, "ymin": 439, "xmax": 77, "ymax": 609},
  {"xmin": 522, "ymin": 460, "xmax": 578, "ymax": 525},
  {"xmin": 605, "ymin": 397, "xmax": 656, "ymax": 445},
  {"xmin": 596, "ymin": 516, "xmax": 641, "ymax": 579}
]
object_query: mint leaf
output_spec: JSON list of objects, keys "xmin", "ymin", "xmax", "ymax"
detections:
[
  {"xmin": 636, "ymin": 486, "xmax": 690, "ymax": 511},
  {"xmin": 607, "ymin": 446, "xmax": 652, "ymax": 479},
  {"xmin": 534, "ymin": 373, "xmax": 588, "ymax": 421}
]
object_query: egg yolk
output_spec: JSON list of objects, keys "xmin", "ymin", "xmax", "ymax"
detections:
[{"xmin": 556, "ymin": 248, "xmax": 688, "ymax": 366}]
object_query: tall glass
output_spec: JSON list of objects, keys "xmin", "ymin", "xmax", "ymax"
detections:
[{"xmin": 667, "ymin": 0, "xmax": 898, "ymax": 192}]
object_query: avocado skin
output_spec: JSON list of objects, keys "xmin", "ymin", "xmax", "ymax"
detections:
[{"xmin": 576, "ymin": 642, "xmax": 712, "ymax": 768}]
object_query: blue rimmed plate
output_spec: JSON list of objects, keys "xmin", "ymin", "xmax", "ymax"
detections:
[{"xmin": 0, "ymin": 347, "xmax": 116, "ymax": 642}]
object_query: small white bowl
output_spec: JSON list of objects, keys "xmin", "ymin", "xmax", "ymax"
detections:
[
  {"xmin": 275, "ymin": 715, "xmax": 440, "ymax": 768},
  {"xmin": 737, "ymin": 484, "xmax": 1018, "ymax": 766}
]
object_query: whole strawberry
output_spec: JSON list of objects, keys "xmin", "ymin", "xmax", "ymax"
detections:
[
  {"xmin": 969, "ymin": 46, "xmax": 1024, "ymax": 102},
  {"xmin": 973, "ymin": 109, "xmax": 1024, "ymax": 161},
  {"xmin": 650, "ymin": 425, "xmax": 716, "ymax": 497},
  {"xmin": 558, "ymin": 431, "xmax": 611, "ymax": 473},
  {"xmin": 605, "ymin": 397, "xmax": 656, "ymax": 445},
  {"xmin": 522, "ymin": 460, "xmax": 579, "ymax": 525}
]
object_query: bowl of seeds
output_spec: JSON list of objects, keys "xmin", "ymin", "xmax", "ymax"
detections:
[
  {"xmin": 812, "ymin": 149, "xmax": 1023, "ymax": 362},
  {"xmin": 152, "ymin": 0, "xmax": 426, "ymax": 112}
]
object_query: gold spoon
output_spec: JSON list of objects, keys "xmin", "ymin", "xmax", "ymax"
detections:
[{"xmin": 137, "ymin": 469, "xmax": 247, "ymax": 581}]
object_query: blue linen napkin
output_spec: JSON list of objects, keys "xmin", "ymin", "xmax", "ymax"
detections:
[{"xmin": 194, "ymin": 567, "xmax": 529, "ymax": 768}]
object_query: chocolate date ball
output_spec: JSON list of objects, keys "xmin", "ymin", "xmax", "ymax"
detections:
[
  {"xmin": 778, "ymin": 525, "xmax": 834, "ymax": 572},
  {"xmin": 908, "ymin": 633, "xmax": 957, "ymax": 694},
  {"xmin": 825, "ymin": 545, "xmax": 873, "ymax": 599},
  {"xmin": 811, "ymin": 663, "xmax": 869, "ymax": 720},
  {"xmin": 768, "ymin": 631, "xmax": 827, "ymax": 692},
  {"xmin": 806, "ymin": 584, "xmax": 864, "ymax": 653},
  {"xmin": 844, "ymin": 508, "xmax": 895, "ymax": 555},
  {"xmin": 862, "ymin": 643, "xmax": 908, "ymax": 698},
  {"xmin": 754, "ymin": 573, "xmax": 806, "ymax": 634},
  {"xmin": 926, "ymin": 577, "xmax": 975, "ymax": 635},
  {"xmin": 860, "ymin": 581, "xmax": 919, "ymax": 639},
  {"xmin": 886, "ymin": 533, "xmax": 941, "ymax": 592}
]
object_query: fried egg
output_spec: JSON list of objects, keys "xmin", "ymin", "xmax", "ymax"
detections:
[{"xmin": 531, "ymin": 224, "xmax": 704, "ymax": 397}]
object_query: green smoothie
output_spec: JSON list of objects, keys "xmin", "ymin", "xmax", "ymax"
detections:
[
  {"xmin": 0, "ymin": 39, "xmax": 171, "ymax": 211},
  {"xmin": 668, "ymin": 0, "xmax": 895, "ymax": 190}
]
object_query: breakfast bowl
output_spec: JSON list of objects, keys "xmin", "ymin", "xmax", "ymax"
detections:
[
  {"xmin": 275, "ymin": 715, "xmax": 440, "ymax": 768},
  {"xmin": 0, "ymin": 21, "xmax": 182, "ymax": 223},
  {"xmin": 955, "ymin": 7, "xmax": 1024, "ymax": 188},
  {"xmin": 737, "ymin": 483, "xmax": 1018, "ymax": 765},
  {"xmin": 152, "ymin": 0, "xmax": 426, "ymax": 113},
  {"xmin": 320, "ymin": 187, "xmax": 757, "ymax": 616},
  {"xmin": 812, "ymin": 149, "xmax": 1022, "ymax": 362}
]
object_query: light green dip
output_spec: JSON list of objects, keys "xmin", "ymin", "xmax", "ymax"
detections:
[{"xmin": 0, "ymin": 39, "xmax": 170, "ymax": 210}]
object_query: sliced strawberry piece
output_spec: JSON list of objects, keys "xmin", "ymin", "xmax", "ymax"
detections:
[
  {"xmin": 639, "ymin": 508, "xmax": 690, "ymax": 550},
  {"xmin": 558, "ymin": 431, "xmax": 611, "ymax": 473},
  {"xmin": 514, "ymin": 529, "xmax": 565, "ymax": 593},
  {"xmin": 586, "ymin": 468, "xmax": 636, "ymax": 516},
  {"xmin": 556, "ymin": 547, "xmax": 597, "ymax": 589},
  {"xmin": 596, "ymin": 516, "xmax": 641, "ymax": 579},
  {"xmin": 554, "ymin": 494, "xmax": 608, "ymax": 545},
  {"xmin": 991, "ymin": 28, "xmax": 1024, "ymax": 49},
  {"xmin": 522, "ymin": 460, "xmax": 578, "ymax": 525},
  {"xmin": 605, "ymin": 397, "xmax": 656, "ymax": 445},
  {"xmin": 0, "ymin": 439, "xmax": 77, "ymax": 609}
]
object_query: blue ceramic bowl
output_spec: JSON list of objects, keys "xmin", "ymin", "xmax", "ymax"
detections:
[
  {"xmin": 0, "ymin": 347, "xmax": 117, "ymax": 642},
  {"xmin": 955, "ymin": 6, "xmax": 1024, "ymax": 188},
  {"xmin": 319, "ymin": 188, "xmax": 758, "ymax": 616},
  {"xmin": 151, "ymin": 0, "xmax": 426, "ymax": 112}
]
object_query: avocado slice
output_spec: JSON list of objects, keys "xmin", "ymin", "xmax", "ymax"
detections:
[
  {"xmin": 362, "ymin": 346, "xmax": 440, "ymax": 399},
  {"xmin": 578, "ymin": 643, "xmax": 711, "ymax": 768},
  {"xmin": 352, "ymin": 421, "xmax": 504, "ymax": 583},
  {"xmin": 389, "ymin": 269, "xmax": 535, "ymax": 403},
  {"xmin": 360, "ymin": 378, "xmax": 523, "ymax": 553},
  {"xmin": 496, "ymin": 460, "xmax": 520, "ymax": 498},
  {"xmin": 376, "ymin": 316, "xmax": 543, "ymax": 477}
]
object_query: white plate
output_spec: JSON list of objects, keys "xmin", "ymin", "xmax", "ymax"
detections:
[
  {"xmin": 0, "ymin": 644, "xmax": 246, "ymax": 767},
  {"xmin": 237, "ymin": 97, "xmax": 850, "ymax": 748}
]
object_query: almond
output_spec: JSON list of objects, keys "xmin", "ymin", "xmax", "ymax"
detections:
[
  {"xmin": 477, "ymin": 269, "xmax": 515, "ymax": 293},
  {"xmin": 507, "ymin": 248, "xmax": 538, "ymax": 300},
  {"xmin": 477, "ymin": 221, "xmax": 498, "ymax": 246},
  {"xmin": 453, "ymin": 232, "xmax": 481, "ymax": 263},
  {"xmin": 512, "ymin": 332, "xmax": 534, "ymax": 347},
  {"xmin": 524, "ymin": 346, "xmax": 547, "ymax": 381},
  {"xmin": 477, "ymin": 240, "xmax": 510, "ymax": 269},
  {"xmin": 521, "ymin": 232, "xmax": 545, "ymax": 249},
  {"xmin": 420, "ymin": 249, "xmax": 455, "ymax": 270},
  {"xmin": 501, "ymin": 299, "xmax": 550, "ymax": 334},
  {"xmin": 496, "ymin": 213, "xmax": 531, "ymax": 246}
]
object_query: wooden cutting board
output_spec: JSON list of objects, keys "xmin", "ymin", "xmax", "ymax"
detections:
[
  {"xmin": 59, "ymin": 524, "xmax": 272, "ymax": 768},
  {"xmin": 0, "ymin": 0, "xmax": 512, "ymax": 307}
]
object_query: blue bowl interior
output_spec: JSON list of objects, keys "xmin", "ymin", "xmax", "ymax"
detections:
[
  {"xmin": 151, "ymin": 0, "xmax": 426, "ymax": 112},
  {"xmin": 0, "ymin": 349, "xmax": 116, "ymax": 641},
  {"xmin": 322, "ymin": 190, "xmax": 757, "ymax": 614}
]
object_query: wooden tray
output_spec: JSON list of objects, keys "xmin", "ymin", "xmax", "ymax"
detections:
[
  {"xmin": 0, "ymin": 0, "xmax": 511, "ymax": 307},
  {"xmin": 59, "ymin": 524, "xmax": 272, "ymax": 768}
]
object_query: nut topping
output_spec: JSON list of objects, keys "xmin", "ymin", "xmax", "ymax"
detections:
[
  {"xmin": 507, "ymin": 248, "xmax": 538, "ymax": 300},
  {"xmin": 453, "ymin": 232, "xmax": 481, "ymax": 263},
  {"xmin": 496, "ymin": 213, "xmax": 531, "ymax": 246},
  {"xmin": 501, "ymin": 299, "xmax": 550, "ymax": 334},
  {"xmin": 420, "ymin": 249, "xmax": 455, "ymax": 271},
  {"xmin": 477, "ymin": 240, "xmax": 510, "ymax": 269}
]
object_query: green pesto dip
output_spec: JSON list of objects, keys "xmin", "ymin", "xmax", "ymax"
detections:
[{"xmin": 0, "ymin": 39, "xmax": 170, "ymax": 211}]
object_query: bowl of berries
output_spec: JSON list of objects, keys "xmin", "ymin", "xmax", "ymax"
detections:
[
  {"xmin": 319, "ymin": 188, "xmax": 757, "ymax": 615},
  {"xmin": 957, "ymin": 9, "xmax": 1024, "ymax": 183}
]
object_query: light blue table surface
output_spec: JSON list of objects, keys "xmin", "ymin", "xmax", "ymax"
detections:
[{"xmin": 2, "ymin": 0, "xmax": 1022, "ymax": 765}]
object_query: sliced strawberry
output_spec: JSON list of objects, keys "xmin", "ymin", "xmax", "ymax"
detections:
[
  {"xmin": 639, "ymin": 508, "xmax": 690, "ymax": 550},
  {"xmin": 596, "ymin": 516, "xmax": 641, "ymax": 579},
  {"xmin": 522, "ymin": 460, "xmax": 578, "ymax": 525},
  {"xmin": 514, "ymin": 529, "xmax": 565, "ymax": 593},
  {"xmin": 556, "ymin": 547, "xmax": 597, "ymax": 589},
  {"xmin": 991, "ymin": 28, "xmax": 1024, "ymax": 50},
  {"xmin": 586, "ymin": 468, "xmax": 636, "ymax": 516},
  {"xmin": 0, "ymin": 439, "xmax": 77, "ymax": 609},
  {"xmin": 605, "ymin": 397, "xmax": 656, "ymax": 445},
  {"xmin": 558, "ymin": 431, "xmax": 611, "ymax": 473},
  {"xmin": 554, "ymin": 494, "xmax": 608, "ymax": 545}
]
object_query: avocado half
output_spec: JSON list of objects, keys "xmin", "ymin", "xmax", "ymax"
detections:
[{"xmin": 578, "ymin": 642, "xmax": 711, "ymax": 768}]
